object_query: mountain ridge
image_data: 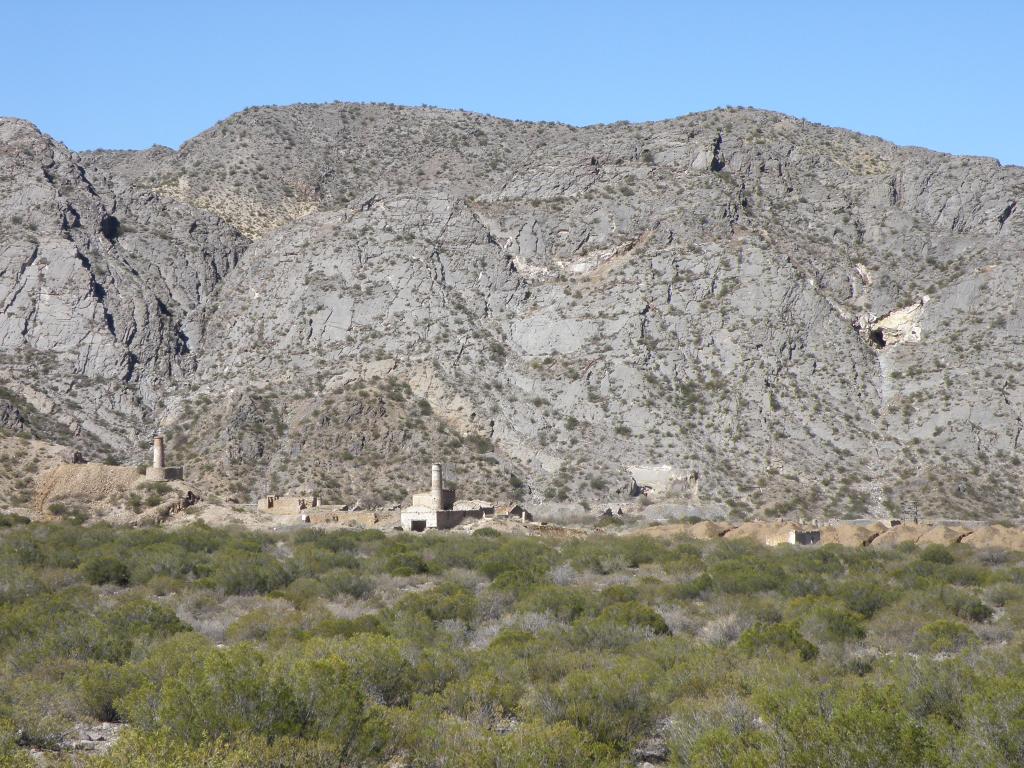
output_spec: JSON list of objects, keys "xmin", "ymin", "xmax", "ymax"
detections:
[{"xmin": 2, "ymin": 102, "xmax": 1023, "ymax": 519}]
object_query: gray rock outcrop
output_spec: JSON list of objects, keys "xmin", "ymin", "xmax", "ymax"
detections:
[{"xmin": 2, "ymin": 103, "xmax": 1023, "ymax": 518}]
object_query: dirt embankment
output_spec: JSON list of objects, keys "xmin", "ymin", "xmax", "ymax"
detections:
[
  {"xmin": 31, "ymin": 462, "xmax": 200, "ymax": 524},
  {"xmin": 626, "ymin": 519, "xmax": 1024, "ymax": 551},
  {"xmin": 33, "ymin": 463, "xmax": 141, "ymax": 513}
]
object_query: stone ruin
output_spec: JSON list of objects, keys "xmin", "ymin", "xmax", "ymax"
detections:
[
  {"xmin": 144, "ymin": 435, "xmax": 184, "ymax": 481},
  {"xmin": 400, "ymin": 463, "xmax": 531, "ymax": 531},
  {"xmin": 401, "ymin": 463, "xmax": 464, "ymax": 531},
  {"xmin": 257, "ymin": 494, "xmax": 321, "ymax": 514},
  {"xmin": 252, "ymin": 462, "xmax": 521, "ymax": 531},
  {"xmin": 257, "ymin": 491, "xmax": 378, "ymax": 527}
]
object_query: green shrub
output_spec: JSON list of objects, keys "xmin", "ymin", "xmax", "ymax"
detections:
[
  {"xmin": 128, "ymin": 542, "xmax": 196, "ymax": 583},
  {"xmin": 709, "ymin": 557, "xmax": 785, "ymax": 594},
  {"xmin": 441, "ymin": 666, "xmax": 524, "ymax": 720},
  {"xmin": 1, "ymin": 508, "xmax": 1022, "ymax": 766},
  {"xmin": 76, "ymin": 661, "xmax": 132, "ymax": 721},
  {"xmin": 120, "ymin": 643, "xmax": 303, "ymax": 743},
  {"xmin": 338, "ymin": 634, "xmax": 416, "ymax": 706},
  {"xmin": 276, "ymin": 651, "xmax": 365, "ymax": 744},
  {"xmin": 104, "ymin": 597, "xmax": 189, "ymax": 645},
  {"xmin": 519, "ymin": 584, "xmax": 597, "ymax": 622},
  {"xmin": 209, "ymin": 548, "xmax": 289, "ymax": 594},
  {"xmin": 663, "ymin": 573, "xmax": 712, "ymax": 600},
  {"xmin": 914, "ymin": 620, "xmax": 976, "ymax": 653},
  {"xmin": 383, "ymin": 550, "xmax": 429, "ymax": 576},
  {"xmin": 940, "ymin": 589, "xmax": 993, "ymax": 623},
  {"xmin": 594, "ymin": 601, "xmax": 670, "ymax": 635},
  {"xmin": 393, "ymin": 581, "xmax": 477, "ymax": 625},
  {"xmin": 0, "ymin": 716, "xmax": 34, "ymax": 766},
  {"xmin": 832, "ymin": 577, "xmax": 896, "ymax": 618},
  {"xmin": 796, "ymin": 599, "xmax": 867, "ymax": 643},
  {"xmin": 225, "ymin": 608, "xmax": 304, "ymax": 645},
  {"xmin": 3, "ymin": 673, "xmax": 79, "ymax": 749},
  {"xmin": 81, "ymin": 555, "xmax": 131, "ymax": 586},
  {"xmin": 738, "ymin": 621, "xmax": 818, "ymax": 660},
  {"xmin": 288, "ymin": 543, "xmax": 356, "ymax": 578},
  {"xmin": 919, "ymin": 544, "xmax": 956, "ymax": 565},
  {"xmin": 479, "ymin": 538, "xmax": 551, "ymax": 581},
  {"xmin": 311, "ymin": 613, "xmax": 382, "ymax": 639},
  {"xmin": 544, "ymin": 661, "xmax": 660, "ymax": 749},
  {"xmin": 282, "ymin": 577, "xmax": 325, "ymax": 607},
  {"xmin": 319, "ymin": 567, "xmax": 373, "ymax": 599}
]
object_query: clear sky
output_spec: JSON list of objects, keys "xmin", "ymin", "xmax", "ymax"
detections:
[{"xmin": 3, "ymin": 1, "xmax": 1022, "ymax": 165}]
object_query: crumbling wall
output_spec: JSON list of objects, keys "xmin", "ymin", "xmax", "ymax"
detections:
[
  {"xmin": 257, "ymin": 495, "xmax": 319, "ymax": 514},
  {"xmin": 303, "ymin": 510, "xmax": 377, "ymax": 526},
  {"xmin": 400, "ymin": 507, "xmax": 464, "ymax": 531},
  {"xmin": 411, "ymin": 489, "xmax": 455, "ymax": 510}
]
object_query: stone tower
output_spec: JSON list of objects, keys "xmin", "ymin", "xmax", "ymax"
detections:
[
  {"xmin": 145, "ymin": 432, "xmax": 184, "ymax": 481},
  {"xmin": 430, "ymin": 463, "xmax": 444, "ymax": 511}
]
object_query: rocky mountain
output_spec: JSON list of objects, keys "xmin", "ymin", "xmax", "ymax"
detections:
[{"xmin": 2, "ymin": 102, "xmax": 1023, "ymax": 519}]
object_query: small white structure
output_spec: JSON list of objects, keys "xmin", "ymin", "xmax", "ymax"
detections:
[{"xmin": 765, "ymin": 527, "xmax": 822, "ymax": 546}]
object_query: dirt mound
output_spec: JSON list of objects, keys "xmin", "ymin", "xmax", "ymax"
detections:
[
  {"xmin": 870, "ymin": 523, "xmax": 969, "ymax": 547},
  {"xmin": 34, "ymin": 463, "xmax": 140, "ymax": 513},
  {"xmin": 917, "ymin": 525, "xmax": 971, "ymax": 546},
  {"xmin": 526, "ymin": 522, "xmax": 590, "ymax": 540},
  {"xmin": 0, "ymin": 435, "xmax": 68, "ymax": 509},
  {"xmin": 621, "ymin": 521, "xmax": 732, "ymax": 540},
  {"xmin": 870, "ymin": 524, "xmax": 925, "ymax": 546},
  {"xmin": 623, "ymin": 523, "xmax": 685, "ymax": 539},
  {"xmin": 722, "ymin": 521, "xmax": 797, "ymax": 545},
  {"xmin": 961, "ymin": 525, "xmax": 1024, "ymax": 550},
  {"xmin": 688, "ymin": 521, "xmax": 734, "ymax": 540},
  {"xmin": 820, "ymin": 523, "xmax": 885, "ymax": 547}
]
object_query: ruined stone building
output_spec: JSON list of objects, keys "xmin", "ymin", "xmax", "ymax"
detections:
[
  {"xmin": 401, "ymin": 463, "xmax": 464, "ymax": 531},
  {"xmin": 495, "ymin": 503, "xmax": 531, "ymax": 522},
  {"xmin": 257, "ymin": 494, "xmax": 320, "ymax": 514},
  {"xmin": 400, "ymin": 463, "xmax": 529, "ymax": 531},
  {"xmin": 764, "ymin": 527, "xmax": 821, "ymax": 546},
  {"xmin": 256, "ymin": 491, "xmax": 379, "ymax": 527}
]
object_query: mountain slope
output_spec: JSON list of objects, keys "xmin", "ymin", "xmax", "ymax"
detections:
[{"xmin": 2, "ymin": 104, "xmax": 1022, "ymax": 518}]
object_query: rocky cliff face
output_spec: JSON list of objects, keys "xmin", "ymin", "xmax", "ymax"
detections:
[
  {"xmin": 0, "ymin": 118, "xmax": 248, "ymax": 456},
  {"xmin": 3, "ymin": 103, "xmax": 1023, "ymax": 518}
]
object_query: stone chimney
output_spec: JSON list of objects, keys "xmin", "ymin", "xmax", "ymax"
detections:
[
  {"xmin": 153, "ymin": 435, "xmax": 164, "ymax": 469},
  {"xmin": 430, "ymin": 463, "xmax": 443, "ymax": 511}
]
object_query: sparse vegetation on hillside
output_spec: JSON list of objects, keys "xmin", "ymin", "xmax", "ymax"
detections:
[{"xmin": 5, "ymin": 105, "xmax": 1024, "ymax": 516}]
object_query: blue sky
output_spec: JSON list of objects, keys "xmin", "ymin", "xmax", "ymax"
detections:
[{"xmin": 3, "ymin": 1, "xmax": 1022, "ymax": 165}]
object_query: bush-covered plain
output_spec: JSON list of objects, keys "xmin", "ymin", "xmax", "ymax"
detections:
[{"xmin": 1, "ymin": 520, "xmax": 1023, "ymax": 766}]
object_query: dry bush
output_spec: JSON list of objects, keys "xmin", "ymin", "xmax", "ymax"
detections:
[{"xmin": 698, "ymin": 613, "xmax": 749, "ymax": 646}]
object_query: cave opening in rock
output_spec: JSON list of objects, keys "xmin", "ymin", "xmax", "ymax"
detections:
[
  {"xmin": 100, "ymin": 215, "xmax": 121, "ymax": 240},
  {"xmin": 869, "ymin": 329, "xmax": 887, "ymax": 348}
]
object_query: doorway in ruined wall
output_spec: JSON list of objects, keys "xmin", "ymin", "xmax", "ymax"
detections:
[{"xmin": 411, "ymin": 520, "xmax": 427, "ymax": 532}]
